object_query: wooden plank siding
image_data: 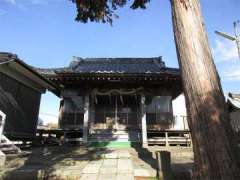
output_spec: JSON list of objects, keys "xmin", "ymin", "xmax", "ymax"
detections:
[{"xmin": 0, "ymin": 72, "xmax": 41, "ymax": 139}]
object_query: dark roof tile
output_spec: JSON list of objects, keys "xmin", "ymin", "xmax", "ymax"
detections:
[
  {"xmin": 0, "ymin": 52, "xmax": 17, "ymax": 63},
  {"xmin": 35, "ymin": 57, "xmax": 179, "ymax": 76}
]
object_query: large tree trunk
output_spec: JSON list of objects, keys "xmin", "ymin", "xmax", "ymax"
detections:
[{"xmin": 170, "ymin": 0, "xmax": 240, "ymax": 179}]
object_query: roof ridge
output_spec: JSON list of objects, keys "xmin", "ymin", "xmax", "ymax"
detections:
[
  {"xmin": 70, "ymin": 57, "xmax": 164, "ymax": 67},
  {"xmin": 72, "ymin": 57, "xmax": 162, "ymax": 62}
]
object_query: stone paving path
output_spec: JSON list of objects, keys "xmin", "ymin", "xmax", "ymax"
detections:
[
  {"xmin": 80, "ymin": 151, "xmax": 134, "ymax": 180},
  {"xmin": 2, "ymin": 146, "xmax": 194, "ymax": 179}
]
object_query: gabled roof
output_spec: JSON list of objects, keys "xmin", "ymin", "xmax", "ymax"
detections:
[
  {"xmin": 0, "ymin": 52, "xmax": 59, "ymax": 95},
  {"xmin": 36, "ymin": 57, "xmax": 180, "ymax": 76},
  {"xmin": 34, "ymin": 56, "xmax": 182, "ymax": 98}
]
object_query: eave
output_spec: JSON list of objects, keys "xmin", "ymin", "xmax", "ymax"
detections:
[{"xmin": 0, "ymin": 53, "xmax": 60, "ymax": 96}]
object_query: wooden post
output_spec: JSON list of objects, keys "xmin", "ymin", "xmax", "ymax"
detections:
[
  {"xmin": 83, "ymin": 95, "xmax": 89, "ymax": 143},
  {"xmin": 0, "ymin": 111, "xmax": 6, "ymax": 143},
  {"xmin": 115, "ymin": 95, "xmax": 118, "ymax": 129},
  {"xmin": 165, "ymin": 131, "xmax": 169, "ymax": 147},
  {"xmin": 141, "ymin": 95, "xmax": 148, "ymax": 148},
  {"xmin": 156, "ymin": 151, "xmax": 172, "ymax": 180},
  {"xmin": 90, "ymin": 95, "xmax": 95, "ymax": 134}
]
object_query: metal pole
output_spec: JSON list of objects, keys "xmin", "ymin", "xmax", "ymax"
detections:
[
  {"xmin": 215, "ymin": 20, "xmax": 240, "ymax": 60},
  {"xmin": 234, "ymin": 21, "xmax": 240, "ymax": 60}
]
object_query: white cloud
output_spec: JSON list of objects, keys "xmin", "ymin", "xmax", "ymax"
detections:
[
  {"xmin": 222, "ymin": 64, "xmax": 240, "ymax": 81},
  {"xmin": 213, "ymin": 38, "xmax": 238, "ymax": 63}
]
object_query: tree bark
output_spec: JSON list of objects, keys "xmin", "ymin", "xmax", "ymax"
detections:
[{"xmin": 170, "ymin": 0, "xmax": 240, "ymax": 179}]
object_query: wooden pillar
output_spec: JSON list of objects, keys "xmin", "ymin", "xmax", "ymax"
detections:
[
  {"xmin": 165, "ymin": 132, "xmax": 169, "ymax": 147},
  {"xmin": 83, "ymin": 95, "xmax": 89, "ymax": 143},
  {"xmin": 58, "ymin": 98, "xmax": 64, "ymax": 128},
  {"xmin": 141, "ymin": 95, "xmax": 148, "ymax": 148},
  {"xmin": 89, "ymin": 95, "xmax": 95, "ymax": 134}
]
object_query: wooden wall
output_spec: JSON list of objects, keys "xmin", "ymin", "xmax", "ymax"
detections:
[
  {"xmin": 0, "ymin": 72, "xmax": 41, "ymax": 139},
  {"xmin": 59, "ymin": 96, "xmax": 84, "ymax": 129},
  {"xmin": 230, "ymin": 110, "xmax": 240, "ymax": 133},
  {"xmin": 59, "ymin": 87, "xmax": 176, "ymax": 131}
]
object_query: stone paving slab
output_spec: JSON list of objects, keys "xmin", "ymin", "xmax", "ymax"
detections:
[
  {"xmin": 70, "ymin": 160, "xmax": 89, "ymax": 168},
  {"xmin": 82, "ymin": 163, "xmax": 102, "ymax": 174},
  {"xmin": 118, "ymin": 152, "xmax": 131, "ymax": 158},
  {"xmin": 117, "ymin": 173, "xmax": 135, "ymax": 180},
  {"xmin": 81, "ymin": 150, "xmax": 135, "ymax": 180},
  {"xmin": 105, "ymin": 153, "xmax": 118, "ymax": 159},
  {"xmin": 54, "ymin": 169, "xmax": 82, "ymax": 179},
  {"xmin": 134, "ymin": 169, "xmax": 152, "ymax": 177},
  {"xmin": 98, "ymin": 173, "xmax": 117, "ymax": 180},
  {"xmin": 102, "ymin": 159, "xmax": 117, "ymax": 167},
  {"xmin": 117, "ymin": 159, "xmax": 133, "ymax": 174},
  {"xmin": 99, "ymin": 167, "xmax": 117, "ymax": 174},
  {"xmin": 90, "ymin": 160, "xmax": 103, "ymax": 164},
  {"xmin": 80, "ymin": 173, "xmax": 99, "ymax": 180}
]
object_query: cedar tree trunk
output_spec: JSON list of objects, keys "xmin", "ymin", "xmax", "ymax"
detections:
[{"xmin": 170, "ymin": 0, "xmax": 240, "ymax": 179}]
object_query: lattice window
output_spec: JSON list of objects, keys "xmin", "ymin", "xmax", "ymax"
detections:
[{"xmin": 146, "ymin": 96, "xmax": 174, "ymax": 129}]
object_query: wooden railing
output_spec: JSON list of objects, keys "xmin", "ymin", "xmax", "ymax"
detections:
[{"xmin": 147, "ymin": 130, "xmax": 192, "ymax": 146}]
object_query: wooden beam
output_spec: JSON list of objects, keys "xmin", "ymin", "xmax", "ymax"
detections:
[{"xmin": 83, "ymin": 95, "xmax": 89, "ymax": 143}]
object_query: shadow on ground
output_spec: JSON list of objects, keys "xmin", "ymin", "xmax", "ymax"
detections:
[{"xmin": 1, "ymin": 144, "xmax": 113, "ymax": 180}]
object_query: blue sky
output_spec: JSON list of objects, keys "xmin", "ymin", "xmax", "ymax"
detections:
[{"xmin": 0, "ymin": 0, "xmax": 240, "ymax": 119}]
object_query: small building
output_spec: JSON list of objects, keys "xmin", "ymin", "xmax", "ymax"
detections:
[
  {"xmin": 227, "ymin": 93, "xmax": 240, "ymax": 133},
  {"xmin": 172, "ymin": 94, "xmax": 188, "ymax": 130},
  {"xmin": 37, "ymin": 57, "xmax": 184, "ymax": 146},
  {"xmin": 0, "ymin": 52, "xmax": 58, "ymax": 140}
]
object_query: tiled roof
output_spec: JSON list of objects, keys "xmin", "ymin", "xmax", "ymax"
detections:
[
  {"xmin": 36, "ymin": 57, "xmax": 180, "ymax": 76},
  {"xmin": 228, "ymin": 93, "xmax": 240, "ymax": 109},
  {"xmin": 0, "ymin": 52, "xmax": 17, "ymax": 63},
  {"xmin": 0, "ymin": 52, "xmax": 59, "ymax": 94}
]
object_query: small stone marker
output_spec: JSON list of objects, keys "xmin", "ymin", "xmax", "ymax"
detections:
[{"xmin": 156, "ymin": 151, "xmax": 172, "ymax": 180}]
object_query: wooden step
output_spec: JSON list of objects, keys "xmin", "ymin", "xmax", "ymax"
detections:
[
  {"xmin": 0, "ymin": 135, "xmax": 21, "ymax": 154},
  {"xmin": 0, "ymin": 145, "xmax": 21, "ymax": 154}
]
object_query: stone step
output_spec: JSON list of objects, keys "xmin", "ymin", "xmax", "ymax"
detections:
[
  {"xmin": 0, "ymin": 143, "xmax": 21, "ymax": 154},
  {"xmin": 0, "ymin": 147, "xmax": 20, "ymax": 154},
  {"xmin": 88, "ymin": 138, "xmax": 130, "ymax": 142},
  {"xmin": 87, "ymin": 141, "xmax": 132, "ymax": 148},
  {"xmin": 89, "ymin": 135, "xmax": 140, "ymax": 142},
  {"xmin": 90, "ymin": 134, "xmax": 130, "ymax": 139},
  {"xmin": 0, "ymin": 135, "xmax": 21, "ymax": 154},
  {"xmin": 90, "ymin": 129, "xmax": 140, "ymax": 135}
]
